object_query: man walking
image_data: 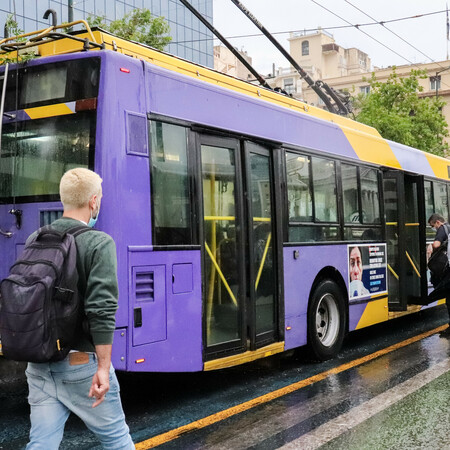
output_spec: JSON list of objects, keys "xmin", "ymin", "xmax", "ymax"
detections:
[{"xmin": 25, "ymin": 168, "xmax": 134, "ymax": 449}]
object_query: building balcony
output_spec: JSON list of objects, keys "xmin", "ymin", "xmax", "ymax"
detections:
[{"xmin": 322, "ymin": 43, "xmax": 340, "ymax": 54}]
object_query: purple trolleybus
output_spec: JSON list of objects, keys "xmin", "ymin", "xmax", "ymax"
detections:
[{"xmin": 0, "ymin": 25, "xmax": 448, "ymax": 372}]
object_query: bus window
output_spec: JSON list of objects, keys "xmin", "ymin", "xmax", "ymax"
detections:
[
  {"xmin": 0, "ymin": 58, "xmax": 100, "ymax": 111},
  {"xmin": 343, "ymin": 227, "xmax": 381, "ymax": 241},
  {"xmin": 341, "ymin": 164, "xmax": 360, "ymax": 223},
  {"xmin": 424, "ymin": 181, "xmax": 434, "ymax": 220},
  {"xmin": 312, "ymin": 157, "xmax": 337, "ymax": 223},
  {"xmin": 424, "ymin": 180, "xmax": 435, "ymax": 240},
  {"xmin": 360, "ymin": 168, "xmax": 380, "ymax": 223},
  {"xmin": 150, "ymin": 121, "xmax": 193, "ymax": 245},
  {"xmin": 433, "ymin": 181, "xmax": 448, "ymax": 221},
  {"xmin": 201, "ymin": 144, "xmax": 240, "ymax": 347},
  {"xmin": 289, "ymin": 225, "xmax": 339, "ymax": 242},
  {"xmin": 0, "ymin": 113, "xmax": 93, "ymax": 201},
  {"xmin": 285, "ymin": 152, "xmax": 312, "ymax": 222}
]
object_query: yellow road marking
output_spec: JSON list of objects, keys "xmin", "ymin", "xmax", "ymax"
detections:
[{"xmin": 135, "ymin": 324, "xmax": 447, "ymax": 449}]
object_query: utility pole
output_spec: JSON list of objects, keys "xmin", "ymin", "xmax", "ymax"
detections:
[{"xmin": 68, "ymin": 0, "xmax": 74, "ymax": 23}]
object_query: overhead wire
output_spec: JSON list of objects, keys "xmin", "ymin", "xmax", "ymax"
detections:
[
  {"xmin": 343, "ymin": 0, "xmax": 450, "ymax": 89},
  {"xmin": 171, "ymin": 9, "xmax": 447, "ymax": 45},
  {"xmin": 310, "ymin": 0, "xmax": 450, "ymax": 91}
]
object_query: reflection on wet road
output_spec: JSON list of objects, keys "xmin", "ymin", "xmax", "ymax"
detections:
[{"xmin": 0, "ymin": 307, "xmax": 449, "ymax": 449}]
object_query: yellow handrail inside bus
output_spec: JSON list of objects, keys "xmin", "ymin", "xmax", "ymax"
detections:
[
  {"xmin": 405, "ymin": 251, "xmax": 421, "ymax": 278},
  {"xmin": 255, "ymin": 232, "xmax": 272, "ymax": 291},
  {"xmin": 387, "ymin": 264, "xmax": 399, "ymax": 280},
  {"xmin": 205, "ymin": 242, "xmax": 238, "ymax": 307},
  {"xmin": 204, "ymin": 216, "xmax": 271, "ymax": 222}
]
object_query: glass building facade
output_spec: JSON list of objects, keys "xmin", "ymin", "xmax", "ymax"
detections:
[{"xmin": 0, "ymin": 0, "xmax": 214, "ymax": 67}]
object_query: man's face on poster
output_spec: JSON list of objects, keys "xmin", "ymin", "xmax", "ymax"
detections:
[{"xmin": 350, "ymin": 247, "xmax": 363, "ymax": 281}]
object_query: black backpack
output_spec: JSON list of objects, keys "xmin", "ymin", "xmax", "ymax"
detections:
[
  {"xmin": 428, "ymin": 224, "xmax": 450, "ymax": 286},
  {"xmin": 0, "ymin": 225, "xmax": 91, "ymax": 362}
]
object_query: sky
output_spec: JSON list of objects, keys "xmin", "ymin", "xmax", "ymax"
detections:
[{"xmin": 212, "ymin": 0, "xmax": 450, "ymax": 75}]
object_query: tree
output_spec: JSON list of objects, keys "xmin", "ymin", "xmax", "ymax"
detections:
[
  {"xmin": 1, "ymin": 15, "xmax": 36, "ymax": 64},
  {"xmin": 352, "ymin": 68, "xmax": 449, "ymax": 157},
  {"xmin": 87, "ymin": 9, "xmax": 172, "ymax": 51}
]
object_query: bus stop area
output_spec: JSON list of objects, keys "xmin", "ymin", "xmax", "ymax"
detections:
[{"xmin": 0, "ymin": 306, "xmax": 449, "ymax": 449}]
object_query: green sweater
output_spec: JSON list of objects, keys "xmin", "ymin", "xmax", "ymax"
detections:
[{"xmin": 28, "ymin": 217, "xmax": 119, "ymax": 352}]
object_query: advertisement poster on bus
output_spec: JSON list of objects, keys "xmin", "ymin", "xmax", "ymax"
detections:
[{"xmin": 348, "ymin": 244, "xmax": 387, "ymax": 301}]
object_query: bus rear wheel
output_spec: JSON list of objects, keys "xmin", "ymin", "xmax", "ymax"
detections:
[{"xmin": 307, "ymin": 279, "xmax": 346, "ymax": 361}]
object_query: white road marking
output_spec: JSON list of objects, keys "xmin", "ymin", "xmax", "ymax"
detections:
[{"xmin": 280, "ymin": 358, "xmax": 450, "ymax": 449}]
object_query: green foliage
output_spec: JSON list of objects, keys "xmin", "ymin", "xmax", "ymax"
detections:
[
  {"xmin": 87, "ymin": 8, "xmax": 172, "ymax": 51},
  {"xmin": 352, "ymin": 68, "xmax": 449, "ymax": 157},
  {"xmin": 1, "ymin": 15, "xmax": 37, "ymax": 65}
]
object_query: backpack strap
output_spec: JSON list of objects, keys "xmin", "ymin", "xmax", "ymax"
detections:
[
  {"xmin": 444, "ymin": 223, "xmax": 450, "ymax": 237},
  {"xmin": 66, "ymin": 225, "xmax": 92, "ymax": 238}
]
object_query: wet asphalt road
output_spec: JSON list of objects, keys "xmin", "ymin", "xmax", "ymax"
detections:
[{"xmin": 0, "ymin": 306, "xmax": 449, "ymax": 449}]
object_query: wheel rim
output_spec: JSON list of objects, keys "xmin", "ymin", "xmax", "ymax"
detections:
[{"xmin": 315, "ymin": 293, "xmax": 339, "ymax": 347}]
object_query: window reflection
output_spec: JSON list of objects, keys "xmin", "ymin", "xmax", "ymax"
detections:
[
  {"xmin": 286, "ymin": 152, "xmax": 312, "ymax": 222},
  {"xmin": 312, "ymin": 157, "xmax": 337, "ymax": 222},
  {"xmin": 342, "ymin": 164, "xmax": 359, "ymax": 223},
  {"xmin": 150, "ymin": 121, "xmax": 192, "ymax": 245},
  {"xmin": 360, "ymin": 168, "xmax": 380, "ymax": 223},
  {"xmin": 0, "ymin": 113, "xmax": 93, "ymax": 200}
]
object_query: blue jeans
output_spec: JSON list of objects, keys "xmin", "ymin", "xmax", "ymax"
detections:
[{"xmin": 25, "ymin": 354, "xmax": 134, "ymax": 450}]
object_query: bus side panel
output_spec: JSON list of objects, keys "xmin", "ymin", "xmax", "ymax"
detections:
[
  {"xmin": 144, "ymin": 65, "xmax": 359, "ymax": 162},
  {"xmin": 283, "ymin": 245, "xmax": 349, "ymax": 351},
  {"xmin": 126, "ymin": 249, "xmax": 202, "ymax": 372},
  {"xmin": 96, "ymin": 53, "xmax": 150, "ymax": 333}
]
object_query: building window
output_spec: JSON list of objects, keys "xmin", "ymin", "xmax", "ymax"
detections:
[
  {"xmin": 283, "ymin": 78, "xmax": 295, "ymax": 95},
  {"xmin": 430, "ymin": 75, "xmax": 441, "ymax": 91},
  {"xmin": 360, "ymin": 86, "xmax": 370, "ymax": 95},
  {"xmin": 302, "ymin": 41, "xmax": 309, "ymax": 56}
]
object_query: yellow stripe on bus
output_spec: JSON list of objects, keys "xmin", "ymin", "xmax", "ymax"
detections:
[
  {"xmin": 25, "ymin": 103, "xmax": 75, "ymax": 119},
  {"xmin": 340, "ymin": 127, "xmax": 402, "ymax": 169},
  {"xmin": 356, "ymin": 297, "xmax": 388, "ymax": 329},
  {"xmin": 425, "ymin": 153, "xmax": 450, "ymax": 180}
]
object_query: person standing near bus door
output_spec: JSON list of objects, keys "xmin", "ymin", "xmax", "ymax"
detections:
[
  {"xmin": 25, "ymin": 168, "xmax": 134, "ymax": 449},
  {"xmin": 427, "ymin": 213, "xmax": 450, "ymax": 335}
]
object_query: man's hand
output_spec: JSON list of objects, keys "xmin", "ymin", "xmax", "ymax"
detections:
[
  {"xmin": 89, "ymin": 344, "xmax": 112, "ymax": 408},
  {"xmin": 89, "ymin": 368, "xmax": 110, "ymax": 407},
  {"xmin": 427, "ymin": 244, "xmax": 433, "ymax": 261}
]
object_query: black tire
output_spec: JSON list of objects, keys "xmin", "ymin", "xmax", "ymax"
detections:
[{"xmin": 307, "ymin": 279, "xmax": 347, "ymax": 361}]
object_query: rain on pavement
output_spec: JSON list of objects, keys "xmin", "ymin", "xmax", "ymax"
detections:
[{"xmin": 0, "ymin": 306, "xmax": 449, "ymax": 449}]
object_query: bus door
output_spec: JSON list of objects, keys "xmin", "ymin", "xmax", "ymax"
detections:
[
  {"xmin": 383, "ymin": 170, "xmax": 427, "ymax": 310},
  {"xmin": 199, "ymin": 135, "xmax": 279, "ymax": 359}
]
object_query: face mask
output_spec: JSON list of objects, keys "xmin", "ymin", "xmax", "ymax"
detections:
[{"xmin": 88, "ymin": 201, "xmax": 100, "ymax": 228}]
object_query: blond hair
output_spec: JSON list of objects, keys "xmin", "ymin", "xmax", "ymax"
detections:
[{"xmin": 59, "ymin": 168, "xmax": 102, "ymax": 210}]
